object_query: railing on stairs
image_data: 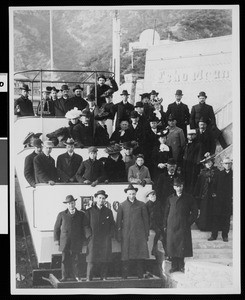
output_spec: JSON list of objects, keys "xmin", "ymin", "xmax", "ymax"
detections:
[{"xmin": 215, "ymin": 100, "xmax": 232, "ymax": 131}]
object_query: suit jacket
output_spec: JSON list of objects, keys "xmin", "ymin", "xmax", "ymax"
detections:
[
  {"xmin": 14, "ymin": 96, "xmax": 34, "ymax": 116},
  {"xmin": 166, "ymin": 126, "xmax": 186, "ymax": 164},
  {"xmin": 166, "ymin": 102, "xmax": 190, "ymax": 133},
  {"xmin": 75, "ymin": 158, "xmax": 106, "ymax": 183},
  {"xmin": 54, "ymin": 208, "xmax": 87, "ymax": 252},
  {"xmin": 72, "ymin": 123, "xmax": 94, "ymax": 147},
  {"xmin": 24, "ymin": 151, "xmax": 38, "ymax": 187},
  {"xmin": 34, "ymin": 153, "xmax": 58, "ymax": 183},
  {"xmin": 113, "ymin": 101, "xmax": 134, "ymax": 128},
  {"xmin": 128, "ymin": 123, "xmax": 144, "ymax": 146},
  {"xmin": 57, "ymin": 152, "xmax": 83, "ymax": 182},
  {"xmin": 190, "ymin": 103, "xmax": 216, "ymax": 129},
  {"xmin": 110, "ymin": 128, "xmax": 133, "ymax": 144}
]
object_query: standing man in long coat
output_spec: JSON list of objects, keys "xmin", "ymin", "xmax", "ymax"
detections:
[
  {"xmin": 163, "ymin": 177, "xmax": 198, "ymax": 273},
  {"xmin": 116, "ymin": 184, "xmax": 149, "ymax": 279},
  {"xmin": 54, "ymin": 195, "xmax": 88, "ymax": 281},
  {"xmin": 14, "ymin": 84, "xmax": 34, "ymax": 116},
  {"xmin": 113, "ymin": 90, "xmax": 134, "ymax": 128},
  {"xmin": 208, "ymin": 157, "xmax": 233, "ymax": 242},
  {"xmin": 85, "ymin": 190, "xmax": 115, "ymax": 281},
  {"xmin": 166, "ymin": 89, "xmax": 190, "ymax": 139}
]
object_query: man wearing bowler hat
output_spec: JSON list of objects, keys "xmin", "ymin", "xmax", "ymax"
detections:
[
  {"xmin": 33, "ymin": 140, "xmax": 59, "ymax": 185},
  {"xmin": 36, "ymin": 86, "xmax": 55, "ymax": 116},
  {"xmin": 54, "ymin": 195, "xmax": 88, "ymax": 282},
  {"xmin": 14, "ymin": 83, "xmax": 34, "ymax": 116},
  {"xmin": 166, "ymin": 90, "xmax": 190, "ymax": 138},
  {"xmin": 68, "ymin": 84, "xmax": 87, "ymax": 112},
  {"xmin": 24, "ymin": 138, "xmax": 43, "ymax": 188},
  {"xmin": 90, "ymin": 74, "xmax": 118, "ymax": 108},
  {"xmin": 134, "ymin": 101, "xmax": 148, "ymax": 128},
  {"xmin": 128, "ymin": 110, "xmax": 145, "ymax": 153},
  {"xmin": 116, "ymin": 184, "xmax": 149, "ymax": 279},
  {"xmin": 54, "ymin": 84, "xmax": 70, "ymax": 116},
  {"xmin": 113, "ymin": 90, "xmax": 134, "ymax": 128},
  {"xmin": 85, "ymin": 190, "xmax": 115, "ymax": 281},
  {"xmin": 56, "ymin": 138, "xmax": 83, "ymax": 183}
]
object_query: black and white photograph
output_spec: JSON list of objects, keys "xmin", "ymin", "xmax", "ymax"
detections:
[{"xmin": 9, "ymin": 5, "xmax": 240, "ymax": 295}]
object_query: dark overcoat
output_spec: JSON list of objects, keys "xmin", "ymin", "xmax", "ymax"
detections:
[
  {"xmin": 33, "ymin": 153, "xmax": 58, "ymax": 183},
  {"xmin": 151, "ymin": 145, "xmax": 173, "ymax": 180},
  {"xmin": 91, "ymin": 78, "xmax": 118, "ymax": 108},
  {"xmin": 14, "ymin": 96, "xmax": 34, "ymax": 116},
  {"xmin": 54, "ymin": 97, "xmax": 69, "ymax": 116},
  {"xmin": 190, "ymin": 103, "xmax": 216, "ymax": 129},
  {"xmin": 75, "ymin": 158, "xmax": 106, "ymax": 183},
  {"xmin": 110, "ymin": 128, "xmax": 133, "ymax": 144},
  {"xmin": 104, "ymin": 156, "xmax": 127, "ymax": 182},
  {"xmin": 66, "ymin": 96, "xmax": 87, "ymax": 112},
  {"xmin": 128, "ymin": 123, "xmax": 145, "ymax": 148},
  {"xmin": 36, "ymin": 99, "xmax": 55, "ymax": 116},
  {"xmin": 57, "ymin": 152, "xmax": 83, "ymax": 182},
  {"xmin": 72, "ymin": 123, "xmax": 94, "ymax": 147},
  {"xmin": 94, "ymin": 124, "xmax": 110, "ymax": 146},
  {"xmin": 196, "ymin": 128, "xmax": 216, "ymax": 156},
  {"xmin": 166, "ymin": 102, "xmax": 190, "ymax": 136},
  {"xmin": 163, "ymin": 192, "xmax": 198, "ymax": 257},
  {"xmin": 54, "ymin": 208, "xmax": 87, "ymax": 252},
  {"xmin": 212, "ymin": 170, "xmax": 233, "ymax": 216},
  {"xmin": 101, "ymin": 102, "xmax": 115, "ymax": 120},
  {"xmin": 24, "ymin": 151, "xmax": 38, "ymax": 187},
  {"xmin": 113, "ymin": 101, "xmax": 134, "ymax": 128},
  {"xmin": 85, "ymin": 205, "xmax": 115, "ymax": 263},
  {"xmin": 116, "ymin": 199, "xmax": 149, "ymax": 261}
]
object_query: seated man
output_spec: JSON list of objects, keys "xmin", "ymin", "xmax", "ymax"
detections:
[
  {"xmin": 128, "ymin": 154, "xmax": 152, "ymax": 187},
  {"xmin": 57, "ymin": 138, "xmax": 83, "ymax": 183},
  {"xmin": 33, "ymin": 140, "xmax": 59, "ymax": 185},
  {"xmin": 24, "ymin": 138, "xmax": 43, "ymax": 187},
  {"xmin": 67, "ymin": 84, "xmax": 87, "ymax": 112},
  {"xmin": 75, "ymin": 146, "xmax": 106, "ymax": 186},
  {"xmin": 104, "ymin": 144, "xmax": 127, "ymax": 182},
  {"xmin": 110, "ymin": 118, "xmax": 133, "ymax": 144}
]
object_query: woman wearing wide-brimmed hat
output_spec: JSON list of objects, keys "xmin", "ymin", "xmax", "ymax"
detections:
[{"xmin": 65, "ymin": 107, "xmax": 82, "ymax": 139}]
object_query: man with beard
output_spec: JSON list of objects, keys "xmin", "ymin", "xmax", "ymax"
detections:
[
  {"xmin": 196, "ymin": 117, "xmax": 216, "ymax": 157},
  {"xmin": 57, "ymin": 138, "xmax": 83, "ymax": 183},
  {"xmin": 24, "ymin": 139, "xmax": 43, "ymax": 187},
  {"xmin": 68, "ymin": 84, "xmax": 87, "ymax": 112},
  {"xmin": 54, "ymin": 84, "xmax": 70, "ymax": 116},
  {"xmin": 14, "ymin": 84, "xmax": 34, "ymax": 116}
]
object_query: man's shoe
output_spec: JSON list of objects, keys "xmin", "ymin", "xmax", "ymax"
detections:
[
  {"xmin": 59, "ymin": 277, "xmax": 67, "ymax": 282},
  {"xmin": 223, "ymin": 237, "xmax": 228, "ymax": 242},
  {"xmin": 208, "ymin": 236, "xmax": 216, "ymax": 241},
  {"xmin": 169, "ymin": 267, "xmax": 178, "ymax": 273}
]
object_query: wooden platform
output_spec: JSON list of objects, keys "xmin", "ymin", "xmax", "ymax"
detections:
[{"xmin": 48, "ymin": 273, "xmax": 164, "ymax": 289}]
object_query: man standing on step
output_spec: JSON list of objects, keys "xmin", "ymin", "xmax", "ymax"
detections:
[
  {"xmin": 54, "ymin": 195, "xmax": 88, "ymax": 282},
  {"xmin": 208, "ymin": 157, "xmax": 233, "ymax": 242},
  {"xmin": 163, "ymin": 177, "xmax": 198, "ymax": 273}
]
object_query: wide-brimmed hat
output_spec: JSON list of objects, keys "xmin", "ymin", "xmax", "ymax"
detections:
[
  {"xmin": 122, "ymin": 141, "xmax": 135, "ymax": 149},
  {"xmin": 20, "ymin": 84, "xmax": 31, "ymax": 91},
  {"xmin": 158, "ymin": 128, "xmax": 169, "ymax": 138},
  {"xmin": 98, "ymin": 74, "xmax": 106, "ymax": 81},
  {"xmin": 23, "ymin": 132, "xmax": 42, "ymax": 145},
  {"xmin": 63, "ymin": 195, "xmax": 77, "ymax": 203},
  {"xmin": 46, "ymin": 127, "xmax": 70, "ymax": 139},
  {"xmin": 175, "ymin": 89, "xmax": 183, "ymax": 96},
  {"xmin": 73, "ymin": 84, "xmax": 84, "ymax": 92},
  {"xmin": 94, "ymin": 190, "xmax": 108, "ymax": 198},
  {"xmin": 65, "ymin": 107, "xmax": 82, "ymax": 119},
  {"xmin": 94, "ymin": 112, "xmax": 109, "ymax": 121},
  {"xmin": 187, "ymin": 128, "xmax": 196, "ymax": 135},
  {"xmin": 135, "ymin": 101, "xmax": 144, "ymax": 108},
  {"xmin": 149, "ymin": 90, "xmax": 159, "ymax": 96},
  {"xmin": 88, "ymin": 146, "xmax": 98, "ymax": 153},
  {"xmin": 124, "ymin": 184, "xmax": 138, "ymax": 193},
  {"xmin": 200, "ymin": 152, "xmax": 215, "ymax": 164},
  {"xmin": 140, "ymin": 93, "xmax": 150, "ymax": 99},
  {"xmin": 33, "ymin": 139, "xmax": 43, "ymax": 147},
  {"xmin": 64, "ymin": 137, "xmax": 75, "ymax": 145},
  {"xmin": 105, "ymin": 144, "xmax": 121, "ymax": 155},
  {"xmin": 198, "ymin": 91, "xmax": 207, "ymax": 98},
  {"xmin": 168, "ymin": 113, "xmax": 176, "ymax": 121},
  {"xmin": 146, "ymin": 190, "xmax": 156, "ymax": 198},
  {"xmin": 120, "ymin": 90, "xmax": 130, "ymax": 96},
  {"xmin": 43, "ymin": 140, "xmax": 54, "ymax": 148},
  {"xmin": 130, "ymin": 111, "xmax": 139, "ymax": 119},
  {"xmin": 167, "ymin": 158, "xmax": 176, "ymax": 165},
  {"xmin": 60, "ymin": 84, "xmax": 69, "ymax": 91}
]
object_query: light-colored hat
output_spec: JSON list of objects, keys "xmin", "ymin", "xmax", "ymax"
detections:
[
  {"xmin": 65, "ymin": 107, "xmax": 82, "ymax": 119},
  {"xmin": 222, "ymin": 157, "xmax": 232, "ymax": 163},
  {"xmin": 64, "ymin": 138, "xmax": 75, "ymax": 145},
  {"xmin": 43, "ymin": 140, "xmax": 54, "ymax": 148},
  {"xmin": 187, "ymin": 128, "xmax": 196, "ymax": 135}
]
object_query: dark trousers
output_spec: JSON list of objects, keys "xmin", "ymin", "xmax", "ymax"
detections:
[
  {"xmin": 171, "ymin": 257, "xmax": 185, "ymax": 270},
  {"xmin": 86, "ymin": 262, "xmax": 109, "ymax": 280},
  {"xmin": 211, "ymin": 215, "xmax": 230, "ymax": 239},
  {"xmin": 122, "ymin": 259, "xmax": 144, "ymax": 279},
  {"xmin": 61, "ymin": 251, "xmax": 81, "ymax": 279}
]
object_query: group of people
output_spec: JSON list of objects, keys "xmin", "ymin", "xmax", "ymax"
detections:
[{"xmin": 20, "ymin": 78, "xmax": 233, "ymax": 280}]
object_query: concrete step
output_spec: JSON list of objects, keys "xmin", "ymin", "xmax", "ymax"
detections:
[
  {"xmin": 193, "ymin": 248, "xmax": 232, "ymax": 259},
  {"xmin": 191, "ymin": 230, "xmax": 233, "ymax": 240},
  {"xmin": 192, "ymin": 239, "xmax": 232, "ymax": 249}
]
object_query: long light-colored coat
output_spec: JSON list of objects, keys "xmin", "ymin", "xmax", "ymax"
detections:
[{"xmin": 116, "ymin": 198, "xmax": 149, "ymax": 261}]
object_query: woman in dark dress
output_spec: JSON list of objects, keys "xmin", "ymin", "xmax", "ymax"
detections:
[{"xmin": 94, "ymin": 112, "xmax": 110, "ymax": 146}]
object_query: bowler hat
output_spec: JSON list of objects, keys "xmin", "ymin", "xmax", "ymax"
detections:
[
  {"xmin": 73, "ymin": 84, "xmax": 84, "ymax": 92},
  {"xmin": 167, "ymin": 158, "xmax": 176, "ymax": 165},
  {"xmin": 140, "ymin": 93, "xmax": 150, "ymax": 99},
  {"xmin": 175, "ymin": 89, "xmax": 183, "ymax": 96},
  {"xmin": 86, "ymin": 94, "xmax": 95, "ymax": 102},
  {"xmin": 198, "ymin": 91, "xmax": 207, "ymax": 98},
  {"xmin": 149, "ymin": 115, "xmax": 159, "ymax": 122},
  {"xmin": 94, "ymin": 190, "xmax": 108, "ymax": 199},
  {"xmin": 168, "ymin": 113, "xmax": 176, "ymax": 121},
  {"xmin": 43, "ymin": 140, "xmax": 54, "ymax": 148},
  {"xmin": 120, "ymin": 90, "xmax": 130, "ymax": 96},
  {"xmin": 124, "ymin": 184, "xmax": 138, "ymax": 193},
  {"xmin": 130, "ymin": 111, "xmax": 139, "ymax": 119},
  {"xmin": 135, "ymin": 101, "xmax": 144, "ymax": 108},
  {"xmin": 20, "ymin": 84, "xmax": 31, "ymax": 91},
  {"xmin": 146, "ymin": 190, "xmax": 156, "ymax": 198},
  {"xmin": 65, "ymin": 107, "xmax": 82, "ymax": 119},
  {"xmin": 105, "ymin": 144, "xmax": 121, "ymax": 155},
  {"xmin": 94, "ymin": 112, "xmax": 109, "ymax": 121},
  {"xmin": 33, "ymin": 139, "xmax": 43, "ymax": 147},
  {"xmin": 98, "ymin": 74, "xmax": 106, "ymax": 81},
  {"xmin": 42, "ymin": 86, "xmax": 52, "ymax": 93},
  {"xmin": 149, "ymin": 90, "xmax": 159, "ymax": 96},
  {"xmin": 198, "ymin": 116, "xmax": 208, "ymax": 124},
  {"xmin": 63, "ymin": 195, "xmax": 77, "ymax": 203},
  {"xmin": 23, "ymin": 132, "xmax": 42, "ymax": 145},
  {"xmin": 122, "ymin": 141, "xmax": 135, "ymax": 149},
  {"xmin": 60, "ymin": 84, "xmax": 69, "ymax": 91},
  {"xmin": 64, "ymin": 137, "xmax": 75, "ymax": 145},
  {"xmin": 88, "ymin": 146, "xmax": 98, "ymax": 153},
  {"xmin": 173, "ymin": 177, "xmax": 184, "ymax": 186},
  {"xmin": 51, "ymin": 86, "xmax": 59, "ymax": 93}
]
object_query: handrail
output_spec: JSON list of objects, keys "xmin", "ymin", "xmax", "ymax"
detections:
[
  {"xmin": 214, "ymin": 100, "xmax": 232, "ymax": 115},
  {"xmin": 35, "ymin": 182, "xmax": 149, "ymax": 187}
]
